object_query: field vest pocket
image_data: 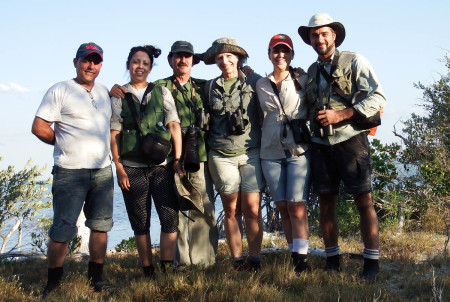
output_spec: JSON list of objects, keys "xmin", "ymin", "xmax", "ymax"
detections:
[
  {"xmin": 121, "ymin": 129, "xmax": 141, "ymax": 157},
  {"xmin": 333, "ymin": 68, "xmax": 352, "ymax": 96}
]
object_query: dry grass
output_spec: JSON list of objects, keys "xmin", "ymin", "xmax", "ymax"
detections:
[{"xmin": 1, "ymin": 227, "xmax": 449, "ymax": 301}]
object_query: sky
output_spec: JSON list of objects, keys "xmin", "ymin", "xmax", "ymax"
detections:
[{"xmin": 0, "ymin": 0, "xmax": 449, "ymax": 176}]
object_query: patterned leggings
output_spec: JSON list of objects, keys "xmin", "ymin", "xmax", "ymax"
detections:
[{"xmin": 121, "ymin": 165, "xmax": 179, "ymax": 235}]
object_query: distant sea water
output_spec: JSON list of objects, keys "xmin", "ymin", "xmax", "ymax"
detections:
[{"xmin": 3, "ymin": 180, "xmax": 224, "ymax": 252}]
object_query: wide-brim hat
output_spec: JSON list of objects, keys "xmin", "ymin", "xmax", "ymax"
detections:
[
  {"xmin": 174, "ymin": 173, "xmax": 204, "ymax": 213},
  {"xmin": 298, "ymin": 13, "xmax": 346, "ymax": 47},
  {"xmin": 168, "ymin": 40, "xmax": 201, "ymax": 65},
  {"xmin": 202, "ymin": 37, "xmax": 249, "ymax": 65}
]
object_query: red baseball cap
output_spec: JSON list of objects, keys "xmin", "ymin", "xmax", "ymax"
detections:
[{"xmin": 268, "ymin": 34, "xmax": 293, "ymax": 50}]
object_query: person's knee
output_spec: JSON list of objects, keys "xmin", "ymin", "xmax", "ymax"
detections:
[
  {"xmin": 354, "ymin": 193, "xmax": 374, "ymax": 212},
  {"xmin": 287, "ymin": 202, "xmax": 307, "ymax": 219},
  {"xmin": 275, "ymin": 202, "xmax": 289, "ymax": 218},
  {"xmin": 242, "ymin": 204, "xmax": 260, "ymax": 220}
]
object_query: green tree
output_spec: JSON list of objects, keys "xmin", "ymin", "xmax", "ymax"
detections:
[
  {"xmin": 0, "ymin": 158, "xmax": 51, "ymax": 253},
  {"xmin": 394, "ymin": 57, "xmax": 449, "ymax": 199},
  {"xmin": 371, "ymin": 57, "xmax": 449, "ymax": 233}
]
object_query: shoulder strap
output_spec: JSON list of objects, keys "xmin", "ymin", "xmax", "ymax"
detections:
[{"xmin": 269, "ymin": 79, "xmax": 291, "ymax": 138}]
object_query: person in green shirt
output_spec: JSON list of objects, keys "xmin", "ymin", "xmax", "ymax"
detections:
[{"xmin": 154, "ymin": 41, "xmax": 219, "ymax": 266}]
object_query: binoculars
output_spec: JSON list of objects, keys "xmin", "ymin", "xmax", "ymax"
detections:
[
  {"xmin": 183, "ymin": 125, "xmax": 200, "ymax": 173},
  {"xmin": 315, "ymin": 105, "xmax": 334, "ymax": 138},
  {"xmin": 196, "ymin": 108, "xmax": 210, "ymax": 132},
  {"xmin": 227, "ymin": 108, "xmax": 248, "ymax": 136}
]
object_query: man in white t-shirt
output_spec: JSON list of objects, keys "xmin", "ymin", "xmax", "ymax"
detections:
[{"xmin": 32, "ymin": 42, "xmax": 114, "ymax": 298}]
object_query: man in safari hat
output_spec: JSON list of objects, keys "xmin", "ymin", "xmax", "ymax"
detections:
[
  {"xmin": 298, "ymin": 13, "xmax": 386, "ymax": 280},
  {"xmin": 32, "ymin": 42, "xmax": 114, "ymax": 297}
]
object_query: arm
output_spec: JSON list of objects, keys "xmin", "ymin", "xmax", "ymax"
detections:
[
  {"xmin": 167, "ymin": 121, "xmax": 184, "ymax": 178},
  {"xmin": 109, "ymin": 84, "xmax": 127, "ymax": 99},
  {"xmin": 110, "ymin": 129, "xmax": 130, "ymax": 191},
  {"xmin": 31, "ymin": 117, "xmax": 55, "ymax": 145}
]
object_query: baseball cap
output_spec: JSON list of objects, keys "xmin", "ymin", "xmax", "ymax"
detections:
[
  {"xmin": 169, "ymin": 41, "xmax": 195, "ymax": 55},
  {"xmin": 268, "ymin": 34, "xmax": 293, "ymax": 50},
  {"xmin": 168, "ymin": 40, "xmax": 201, "ymax": 65},
  {"xmin": 75, "ymin": 42, "xmax": 103, "ymax": 61}
]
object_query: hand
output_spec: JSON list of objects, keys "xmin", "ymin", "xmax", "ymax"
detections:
[
  {"xmin": 173, "ymin": 161, "xmax": 185, "ymax": 179},
  {"xmin": 316, "ymin": 109, "xmax": 342, "ymax": 126},
  {"xmin": 116, "ymin": 169, "xmax": 130, "ymax": 191},
  {"xmin": 293, "ymin": 67, "xmax": 306, "ymax": 77},
  {"xmin": 110, "ymin": 84, "xmax": 127, "ymax": 99},
  {"xmin": 241, "ymin": 65, "xmax": 254, "ymax": 76}
]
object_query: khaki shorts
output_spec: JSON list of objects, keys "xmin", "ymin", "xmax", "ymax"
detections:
[{"xmin": 208, "ymin": 148, "xmax": 265, "ymax": 195}]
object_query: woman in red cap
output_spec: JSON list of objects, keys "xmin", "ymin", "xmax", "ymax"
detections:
[{"xmin": 256, "ymin": 34, "xmax": 311, "ymax": 273}]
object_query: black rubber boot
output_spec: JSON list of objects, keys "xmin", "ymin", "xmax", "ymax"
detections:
[
  {"xmin": 232, "ymin": 259, "xmax": 247, "ymax": 271},
  {"xmin": 248, "ymin": 259, "xmax": 261, "ymax": 273},
  {"xmin": 324, "ymin": 254, "xmax": 341, "ymax": 272},
  {"xmin": 88, "ymin": 262, "xmax": 115, "ymax": 293},
  {"xmin": 143, "ymin": 265, "xmax": 156, "ymax": 279},
  {"xmin": 359, "ymin": 258, "xmax": 379, "ymax": 281},
  {"xmin": 160, "ymin": 260, "xmax": 175, "ymax": 273},
  {"xmin": 291, "ymin": 252, "xmax": 308, "ymax": 274},
  {"xmin": 41, "ymin": 267, "xmax": 63, "ymax": 299}
]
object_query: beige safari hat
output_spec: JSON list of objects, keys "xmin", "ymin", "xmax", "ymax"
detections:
[
  {"xmin": 298, "ymin": 13, "xmax": 346, "ymax": 47},
  {"xmin": 202, "ymin": 37, "xmax": 249, "ymax": 65},
  {"xmin": 174, "ymin": 173, "xmax": 204, "ymax": 213}
]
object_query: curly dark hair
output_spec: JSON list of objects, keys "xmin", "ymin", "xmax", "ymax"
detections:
[{"xmin": 126, "ymin": 45, "xmax": 161, "ymax": 69}]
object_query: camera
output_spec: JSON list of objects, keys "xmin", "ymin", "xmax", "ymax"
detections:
[
  {"xmin": 196, "ymin": 108, "xmax": 210, "ymax": 132},
  {"xmin": 183, "ymin": 125, "xmax": 200, "ymax": 172},
  {"xmin": 315, "ymin": 104, "xmax": 334, "ymax": 138},
  {"xmin": 227, "ymin": 108, "xmax": 248, "ymax": 135},
  {"xmin": 290, "ymin": 119, "xmax": 311, "ymax": 144}
]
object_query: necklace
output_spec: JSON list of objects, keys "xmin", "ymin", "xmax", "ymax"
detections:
[
  {"xmin": 86, "ymin": 88, "xmax": 97, "ymax": 109},
  {"xmin": 74, "ymin": 78, "xmax": 97, "ymax": 109}
]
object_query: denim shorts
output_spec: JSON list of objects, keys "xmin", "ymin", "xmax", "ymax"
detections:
[
  {"xmin": 49, "ymin": 165, "xmax": 114, "ymax": 242},
  {"xmin": 311, "ymin": 132, "xmax": 373, "ymax": 195},
  {"xmin": 262, "ymin": 150, "xmax": 311, "ymax": 202},
  {"xmin": 208, "ymin": 148, "xmax": 265, "ymax": 195}
]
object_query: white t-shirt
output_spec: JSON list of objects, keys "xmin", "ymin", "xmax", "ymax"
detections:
[{"xmin": 35, "ymin": 79, "xmax": 112, "ymax": 169}]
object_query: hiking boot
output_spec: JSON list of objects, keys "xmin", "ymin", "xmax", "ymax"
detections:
[
  {"xmin": 41, "ymin": 281, "xmax": 60, "ymax": 299},
  {"xmin": 143, "ymin": 265, "xmax": 156, "ymax": 279},
  {"xmin": 42, "ymin": 267, "xmax": 63, "ymax": 299},
  {"xmin": 248, "ymin": 259, "xmax": 261, "ymax": 273},
  {"xmin": 359, "ymin": 258, "xmax": 379, "ymax": 281},
  {"xmin": 91, "ymin": 280, "xmax": 115, "ymax": 293},
  {"xmin": 160, "ymin": 260, "xmax": 177, "ymax": 274},
  {"xmin": 291, "ymin": 253, "xmax": 308, "ymax": 274},
  {"xmin": 232, "ymin": 259, "xmax": 247, "ymax": 271},
  {"xmin": 324, "ymin": 254, "xmax": 341, "ymax": 272}
]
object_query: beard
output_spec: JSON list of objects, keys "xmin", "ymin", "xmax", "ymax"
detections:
[{"xmin": 314, "ymin": 41, "xmax": 335, "ymax": 57}]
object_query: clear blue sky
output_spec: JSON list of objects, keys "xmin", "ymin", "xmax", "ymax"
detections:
[{"xmin": 0, "ymin": 0, "xmax": 448, "ymax": 175}]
